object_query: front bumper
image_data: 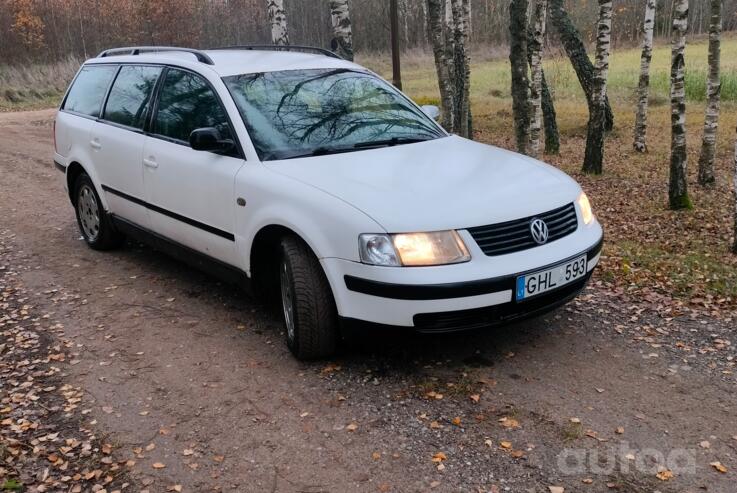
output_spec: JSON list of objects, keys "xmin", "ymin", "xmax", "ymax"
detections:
[{"xmin": 321, "ymin": 224, "xmax": 603, "ymax": 328}]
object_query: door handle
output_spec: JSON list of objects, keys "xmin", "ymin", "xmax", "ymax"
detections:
[
  {"xmin": 143, "ymin": 158, "xmax": 158, "ymax": 169},
  {"xmin": 90, "ymin": 140, "xmax": 102, "ymax": 150}
]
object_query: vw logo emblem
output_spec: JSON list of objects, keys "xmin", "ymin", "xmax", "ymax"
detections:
[{"xmin": 530, "ymin": 218, "xmax": 549, "ymax": 245}]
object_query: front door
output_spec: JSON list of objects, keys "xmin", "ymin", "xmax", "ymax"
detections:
[{"xmin": 142, "ymin": 68, "xmax": 245, "ymax": 266}]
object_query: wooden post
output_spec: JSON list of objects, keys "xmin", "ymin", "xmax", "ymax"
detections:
[{"xmin": 390, "ymin": 0, "xmax": 403, "ymax": 89}]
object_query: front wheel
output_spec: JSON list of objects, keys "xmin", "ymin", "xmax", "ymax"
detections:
[
  {"xmin": 279, "ymin": 235, "xmax": 339, "ymax": 359},
  {"xmin": 73, "ymin": 173, "xmax": 124, "ymax": 250}
]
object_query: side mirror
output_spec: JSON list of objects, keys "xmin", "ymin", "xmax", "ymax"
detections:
[
  {"xmin": 421, "ymin": 105, "xmax": 440, "ymax": 121},
  {"xmin": 189, "ymin": 127, "xmax": 234, "ymax": 153}
]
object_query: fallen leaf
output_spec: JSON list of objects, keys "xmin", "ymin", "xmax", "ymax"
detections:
[
  {"xmin": 166, "ymin": 486, "xmax": 182, "ymax": 492},
  {"xmin": 451, "ymin": 417, "xmax": 461, "ymax": 426},
  {"xmin": 183, "ymin": 449, "xmax": 194, "ymax": 456},
  {"xmin": 656, "ymin": 469, "xmax": 673, "ymax": 481},
  {"xmin": 548, "ymin": 487, "xmax": 564, "ymax": 493},
  {"xmin": 469, "ymin": 394, "xmax": 480, "ymax": 403},
  {"xmin": 710, "ymin": 461, "xmax": 728, "ymax": 473},
  {"xmin": 346, "ymin": 423, "xmax": 358, "ymax": 432},
  {"xmin": 431, "ymin": 451, "xmax": 447, "ymax": 462},
  {"xmin": 372, "ymin": 451, "xmax": 381, "ymax": 460},
  {"xmin": 500, "ymin": 441, "xmax": 512, "ymax": 449},
  {"xmin": 510, "ymin": 450, "xmax": 525, "ymax": 458},
  {"xmin": 152, "ymin": 462, "xmax": 166, "ymax": 469},
  {"xmin": 699, "ymin": 440, "xmax": 710, "ymax": 449}
]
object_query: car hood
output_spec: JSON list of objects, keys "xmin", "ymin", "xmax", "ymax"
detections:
[{"xmin": 265, "ymin": 135, "xmax": 581, "ymax": 232}]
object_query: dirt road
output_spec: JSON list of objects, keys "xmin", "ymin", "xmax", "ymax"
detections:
[{"xmin": 1, "ymin": 109, "xmax": 735, "ymax": 492}]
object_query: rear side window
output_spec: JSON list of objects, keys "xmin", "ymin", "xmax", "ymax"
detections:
[
  {"xmin": 63, "ymin": 65, "xmax": 118, "ymax": 117},
  {"xmin": 153, "ymin": 69, "xmax": 231, "ymax": 143},
  {"xmin": 103, "ymin": 65, "xmax": 162, "ymax": 130}
]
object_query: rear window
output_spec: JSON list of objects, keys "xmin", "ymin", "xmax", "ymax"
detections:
[
  {"xmin": 63, "ymin": 65, "xmax": 118, "ymax": 117},
  {"xmin": 103, "ymin": 66, "xmax": 162, "ymax": 129}
]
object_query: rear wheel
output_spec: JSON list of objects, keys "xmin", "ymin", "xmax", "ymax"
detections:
[
  {"xmin": 279, "ymin": 235, "xmax": 339, "ymax": 359},
  {"xmin": 73, "ymin": 173, "xmax": 124, "ymax": 250}
]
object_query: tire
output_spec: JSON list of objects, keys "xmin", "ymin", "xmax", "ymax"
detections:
[
  {"xmin": 279, "ymin": 235, "xmax": 339, "ymax": 359},
  {"xmin": 73, "ymin": 173, "xmax": 124, "ymax": 250}
]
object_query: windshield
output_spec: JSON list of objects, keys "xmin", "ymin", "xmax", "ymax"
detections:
[{"xmin": 223, "ymin": 69, "xmax": 445, "ymax": 160}]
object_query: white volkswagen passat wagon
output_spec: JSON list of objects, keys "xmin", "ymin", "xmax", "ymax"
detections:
[{"xmin": 54, "ymin": 46, "xmax": 603, "ymax": 359}]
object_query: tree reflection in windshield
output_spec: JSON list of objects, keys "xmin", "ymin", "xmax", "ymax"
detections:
[{"xmin": 224, "ymin": 69, "xmax": 444, "ymax": 160}]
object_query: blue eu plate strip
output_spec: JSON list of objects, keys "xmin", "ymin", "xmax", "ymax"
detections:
[{"xmin": 516, "ymin": 276, "xmax": 526, "ymax": 300}]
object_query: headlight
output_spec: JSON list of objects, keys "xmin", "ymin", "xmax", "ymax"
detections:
[
  {"xmin": 359, "ymin": 231, "xmax": 471, "ymax": 267},
  {"xmin": 577, "ymin": 192, "xmax": 594, "ymax": 225}
]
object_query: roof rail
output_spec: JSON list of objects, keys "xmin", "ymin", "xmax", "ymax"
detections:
[
  {"xmin": 211, "ymin": 45, "xmax": 343, "ymax": 60},
  {"xmin": 97, "ymin": 46, "xmax": 215, "ymax": 65}
]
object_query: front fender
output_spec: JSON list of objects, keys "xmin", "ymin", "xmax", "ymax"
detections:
[{"xmin": 234, "ymin": 164, "xmax": 385, "ymax": 276}]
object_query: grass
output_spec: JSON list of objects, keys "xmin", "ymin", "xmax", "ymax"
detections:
[{"xmin": 1, "ymin": 36, "xmax": 736, "ymax": 310}]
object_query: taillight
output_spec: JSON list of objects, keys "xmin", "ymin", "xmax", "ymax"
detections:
[{"xmin": 53, "ymin": 119, "xmax": 57, "ymax": 153}]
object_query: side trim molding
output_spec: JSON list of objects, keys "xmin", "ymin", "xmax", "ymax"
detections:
[
  {"xmin": 110, "ymin": 214, "xmax": 251, "ymax": 292},
  {"xmin": 101, "ymin": 185, "xmax": 235, "ymax": 242},
  {"xmin": 54, "ymin": 160, "xmax": 67, "ymax": 173}
]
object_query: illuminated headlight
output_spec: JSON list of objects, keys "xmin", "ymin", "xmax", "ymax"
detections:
[
  {"xmin": 359, "ymin": 231, "xmax": 471, "ymax": 267},
  {"xmin": 577, "ymin": 192, "xmax": 594, "ymax": 225}
]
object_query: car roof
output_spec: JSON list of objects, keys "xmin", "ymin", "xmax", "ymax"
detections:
[{"xmin": 85, "ymin": 48, "xmax": 365, "ymax": 77}]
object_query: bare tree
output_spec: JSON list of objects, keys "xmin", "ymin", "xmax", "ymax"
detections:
[
  {"xmin": 528, "ymin": 0, "xmax": 547, "ymax": 158},
  {"xmin": 426, "ymin": 0, "xmax": 471, "ymax": 137},
  {"xmin": 509, "ymin": 0, "xmax": 531, "ymax": 155},
  {"xmin": 669, "ymin": 0, "xmax": 691, "ymax": 210},
  {"xmin": 549, "ymin": 0, "xmax": 614, "ymax": 132},
  {"xmin": 582, "ymin": 0, "xmax": 613, "ymax": 174},
  {"xmin": 633, "ymin": 0, "xmax": 656, "ymax": 153},
  {"xmin": 427, "ymin": 0, "xmax": 453, "ymax": 128},
  {"xmin": 450, "ymin": 0, "xmax": 471, "ymax": 138},
  {"xmin": 698, "ymin": 0, "xmax": 722, "ymax": 186},
  {"xmin": 526, "ymin": 25, "xmax": 560, "ymax": 154},
  {"xmin": 268, "ymin": 0, "xmax": 289, "ymax": 45},
  {"xmin": 329, "ymin": 0, "xmax": 354, "ymax": 60}
]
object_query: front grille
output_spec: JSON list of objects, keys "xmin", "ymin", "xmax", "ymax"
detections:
[{"xmin": 468, "ymin": 202, "xmax": 578, "ymax": 256}]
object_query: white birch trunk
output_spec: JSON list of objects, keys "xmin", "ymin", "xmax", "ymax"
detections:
[
  {"xmin": 698, "ymin": 0, "xmax": 722, "ymax": 186},
  {"xmin": 329, "ymin": 0, "xmax": 353, "ymax": 61},
  {"xmin": 450, "ymin": 0, "xmax": 471, "ymax": 138},
  {"xmin": 582, "ymin": 0, "xmax": 612, "ymax": 174},
  {"xmin": 633, "ymin": 0, "xmax": 656, "ymax": 153},
  {"xmin": 428, "ymin": 0, "xmax": 454, "ymax": 129},
  {"xmin": 528, "ymin": 0, "xmax": 548, "ymax": 158},
  {"xmin": 268, "ymin": 0, "xmax": 289, "ymax": 46},
  {"xmin": 669, "ymin": 0, "xmax": 691, "ymax": 209}
]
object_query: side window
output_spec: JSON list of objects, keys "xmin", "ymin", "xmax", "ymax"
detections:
[
  {"xmin": 153, "ymin": 69, "xmax": 231, "ymax": 144},
  {"xmin": 63, "ymin": 65, "xmax": 118, "ymax": 117},
  {"xmin": 103, "ymin": 65, "xmax": 162, "ymax": 130}
]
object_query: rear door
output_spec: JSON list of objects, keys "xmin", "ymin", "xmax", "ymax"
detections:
[
  {"xmin": 91, "ymin": 64, "xmax": 163, "ymax": 228},
  {"xmin": 142, "ymin": 67, "xmax": 245, "ymax": 266}
]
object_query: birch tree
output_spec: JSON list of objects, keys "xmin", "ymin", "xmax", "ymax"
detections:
[
  {"xmin": 426, "ymin": 0, "xmax": 471, "ymax": 138},
  {"xmin": 427, "ymin": 0, "xmax": 453, "ymax": 129},
  {"xmin": 669, "ymin": 0, "xmax": 691, "ymax": 210},
  {"xmin": 450, "ymin": 0, "xmax": 472, "ymax": 138},
  {"xmin": 582, "ymin": 0, "xmax": 613, "ymax": 174},
  {"xmin": 528, "ymin": 0, "xmax": 547, "ymax": 158},
  {"xmin": 697, "ymin": 0, "xmax": 722, "ymax": 186},
  {"xmin": 633, "ymin": 0, "xmax": 656, "ymax": 153},
  {"xmin": 268, "ymin": 0, "xmax": 289, "ymax": 45},
  {"xmin": 329, "ymin": 0, "xmax": 353, "ymax": 61},
  {"xmin": 526, "ymin": 25, "xmax": 560, "ymax": 154},
  {"xmin": 509, "ymin": 0, "xmax": 531, "ymax": 155},
  {"xmin": 549, "ymin": 0, "xmax": 614, "ymax": 131}
]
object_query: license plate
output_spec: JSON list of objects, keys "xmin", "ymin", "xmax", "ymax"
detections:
[{"xmin": 516, "ymin": 255, "xmax": 587, "ymax": 301}]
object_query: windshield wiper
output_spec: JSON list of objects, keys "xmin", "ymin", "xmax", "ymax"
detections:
[
  {"xmin": 276, "ymin": 146, "xmax": 356, "ymax": 160},
  {"xmin": 352, "ymin": 136, "xmax": 435, "ymax": 149}
]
